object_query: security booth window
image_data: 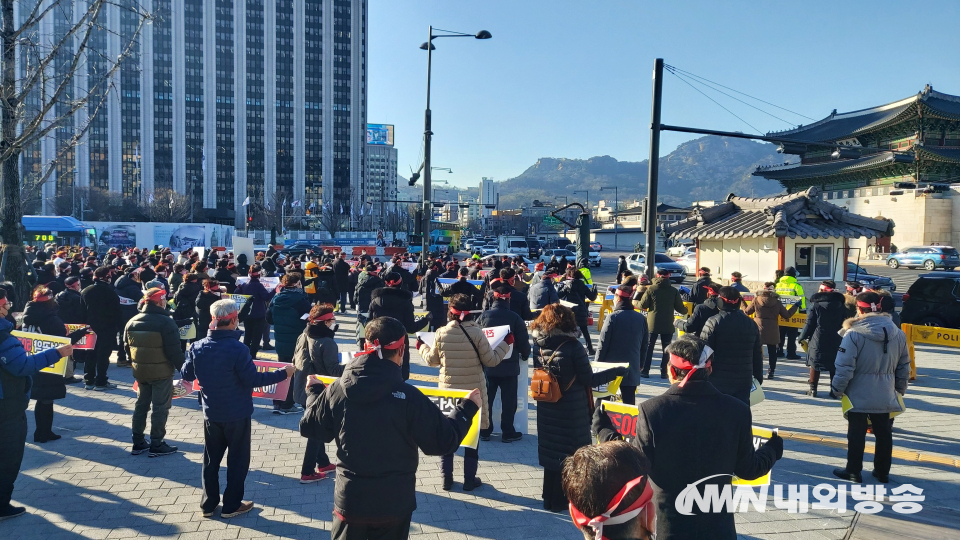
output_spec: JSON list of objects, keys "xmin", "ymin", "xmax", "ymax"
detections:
[{"xmin": 795, "ymin": 245, "xmax": 833, "ymax": 279}]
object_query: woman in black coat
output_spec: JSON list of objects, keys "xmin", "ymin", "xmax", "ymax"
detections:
[
  {"xmin": 556, "ymin": 268, "xmax": 599, "ymax": 355},
  {"xmin": 530, "ymin": 304, "xmax": 624, "ymax": 513},
  {"xmin": 195, "ymin": 279, "xmax": 223, "ymax": 337},
  {"xmin": 798, "ymin": 282, "xmax": 847, "ymax": 397},
  {"xmin": 21, "ymin": 286, "xmax": 68, "ymax": 443}
]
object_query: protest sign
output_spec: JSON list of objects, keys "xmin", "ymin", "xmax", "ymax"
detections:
[
  {"xmin": 12, "ymin": 330, "xmax": 70, "ymax": 376},
  {"xmin": 590, "ymin": 362, "xmax": 628, "ymax": 397},
  {"xmin": 236, "ymin": 276, "xmax": 280, "ymax": 290},
  {"xmin": 64, "ymin": 324, "xmax": 97, "ymax": 350},
  {"xmin": 313, "ymin": 375, "xmax": 480, "ymax": 449},
  {"xmin": 228, "ymin": 294, "xmax": 251, "ymax": 311},
  {"xmin": 232, "ymin": 236, "xmax": 255, "ymax": 265},
  {"xmin": 191, "ymin": 359, "xmax": 290, "ymax": 400},
  {"xmin": 401, "ymin": 262, "xmax": 418, "ymax": 273},
  {"xmin": 179, "ymin": 323, "xmax": 196, "ymax": 340},
  {"xmin": 416, "ymin": 325, "xmax": 512, "ymax": 357},
  {"xmin": 599, "ymin": 401, "xmax": 775, "ymax": 485}
]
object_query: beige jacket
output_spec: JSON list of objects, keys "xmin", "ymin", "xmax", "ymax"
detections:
[{"xmin": 420, "ymin": 319, "xmax": 509, "ymax": 430}]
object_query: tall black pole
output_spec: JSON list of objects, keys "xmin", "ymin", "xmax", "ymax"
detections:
[
  {"xmin": 645, "ymin": 58, "xmax": 663, "ymax": 279},
  {"xmin": 421, "ymin": 26, "xmax": 433, "ymax": 261}
]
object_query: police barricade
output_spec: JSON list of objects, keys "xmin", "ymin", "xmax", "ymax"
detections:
[
  {"xmin": 599, "ymin": 401, "xmax": 776, "ymax": 485},
  {"xmin": 313, "ymin": 375, "xmax": 481, "ymax": 449},
  {"xmin": 900, "ymin": 323, "xmax": 959, "ymax": 381}
]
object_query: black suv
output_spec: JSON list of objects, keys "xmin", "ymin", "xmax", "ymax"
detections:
[{"xmin": 901, "ymin": 272, "xmax": 960, "ymax": 328}]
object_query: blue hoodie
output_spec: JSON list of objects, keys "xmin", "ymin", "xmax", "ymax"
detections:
[
  {"xmin": 182, "ymin": 329, "xmax": 288, "ymax": 422},
  {"xmin": 0, "ymin": 317, "xmax": 63, "ymax": 406}
]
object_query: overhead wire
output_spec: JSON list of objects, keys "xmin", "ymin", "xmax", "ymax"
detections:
[
  {"xmin": 664, "ymin": 67, "xmax": 764, "ymax": 135},
  {"xmin": 665, "ymin": 65, "xmax": 796, "ymax": 127},
  {"xmin": 665, "ymin": 64, "xmax": 817, "ymax": 122}
]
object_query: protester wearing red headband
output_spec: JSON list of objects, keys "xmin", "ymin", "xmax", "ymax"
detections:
[
  {"xmin": 797, "ymin": 280, "xmax": 846, "ymax": 398},
  {"xmin": 300, "ymin": 316, "xmax": 481, "ymax": 538},
  {"xmin": 830, "ymin": 291, "xmax": 910, "ymax": 485},
  {"xmin": 368, "ymin": 272, "xmax": 431, "ymax": 380},
  {"xmin": 700, "ymin": 287, "xmax": 764, "ymax": 405},
  {"xmin": 595, "ymin": 284, "xmax": 648, "ymax": 406},
  {"xmin": 594, "ymin": 334, "xmax": 782, "ymax": 539},
  {"xmin": 291, "ymin": 304, "xmax": 342, "ymax": 483},
  {"xmin": 563, "ymin": 442, "xmax": 655, "ymax": 540},
  {"xmin": 21, "ymin": 286, "xmax": 69, "ymax": 445},
  {"xmin": 123, "ymin": 287, "xmax": 185, "ymax": 457},
  {"xmin": 417, "ymin": 294, "xmax": 511, "ymax": 491},
  {"xmin": 690, "ymin": 267, "xmax": 713, "ymax": 305}
]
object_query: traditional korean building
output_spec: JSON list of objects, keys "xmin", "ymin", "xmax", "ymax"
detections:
[
  {"xmin": 663, "ymin": 188, "xmax": 894, "ymax": 296},
  {"xmin": 753, "ymin": 85, "xmax": 960, "ymax": 252}
]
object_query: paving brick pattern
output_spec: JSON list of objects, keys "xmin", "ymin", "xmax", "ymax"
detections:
[{"xmin": 2, "ymin": 316, "xmax": 958, "ymax": 540}]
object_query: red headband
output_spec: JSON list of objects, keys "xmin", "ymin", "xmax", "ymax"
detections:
[
  {"xmin": 33, "ymin": 291, "xmax": 54, "ymax": 302},
  {"xmin": 493, "ymin": 290, "xmax": 511, "ymax": 300},
  {"xmin": 354, "ymin": 336, "xmax": 406, "ymax": 358},
  {"xmin": 668, "ymin": 344, "xmax": 714, "ymax": 387},
  {"xmin": 146, "ymin": 289, "xmax": 166, "ymax": 302},
  {"xmin": 211, "ymin": 312, "xmax": 237, "ymax": 330},
  {"xmin": 385, "ymin": 278, "xmax": 402, "ymax": 287},
  {"xmin": 819, "ymin": 285, "xmax": 835, "ymax": 292},
  {"xmin": 719, "ymin": 295, "xmax": 740, "ymax": 305},
  {"xmin": 856, "ymin": 300, "xmax": 880, "ymax": 312},
  {"xmin": 449, "ymin": 306, "xmax": 476, "ymax": 321},
  {"xmin": 615, "ymin": 288, "xmax": 634, "ymax": 299},
  {"xmin": 309, "ymin": 311, "xmax": 335, "ymax": 324},
  {"xmin": 569, "ymin": 476, "xmax": 654, "ymax": 540}
]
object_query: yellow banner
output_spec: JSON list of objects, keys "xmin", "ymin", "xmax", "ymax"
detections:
[
  {"xmin": 11, "ymin": 330, "xmax": 70, "ymax": 376},
  {"xmin": 312, "ymin": 375, "xmax": 480, "ymax": 449}
]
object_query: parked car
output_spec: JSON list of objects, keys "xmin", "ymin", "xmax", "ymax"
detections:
[
  {"xmin": 887, "ymin": 246, "xmax": 960, "ymax": 271},
  {"xmin": 666, "ymin": 242, "xmax": 695, "ymax": 258},
  {"xmin": 900, "ymin": 272, "xmax": 960, "ymax": 328},
  {"xmin": 846, "ymin": 261, "xmax": 896, "ymax": 291},
  {"xmin": 555, "ymin": 238, "xmax": 572, "ymax": 250},
  {"xmin": 677, "ymin": 252, "xmax": 698, "ymax": 275},
  {"xmin": 544, "ymin": 248, "xmax": 577, "ymax": 261},
  {"xmin": 480, "ymin": 244, "xmax": 498, "ymax": 257},
  {"xmin": 463, "ymin": 238, "xmax": 477, "ymax": 251},
  {"xmin": 589, "ymin": 241, "xmax": 602, "ymax": 252},
  {"xmin": 625, "ymin": 252, "xmax": 686, "ymax": 283}
]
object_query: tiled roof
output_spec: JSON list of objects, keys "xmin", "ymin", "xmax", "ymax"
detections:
[
  {"xmin": 766, "ymin": 87, "xmax": 960, "ymax": 142},
  {"xmin": 663, "ymin": 187, "xmax": 894, "ymax": 240},
  {"xmin": 753, "ymin": 152, "xmax": 897, "ymax": 180},
  {"xmin": 916, "ymin": 146, "xmax": 960, "ymax": 163}
]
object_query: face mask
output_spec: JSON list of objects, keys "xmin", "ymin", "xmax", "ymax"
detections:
[{"xmin": 330, "ymin": 323, "xmax": 340, "ymax": 333}]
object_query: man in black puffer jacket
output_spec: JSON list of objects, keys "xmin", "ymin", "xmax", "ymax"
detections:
[
  {"xmin": 333, "ymin": 252, "xmax": 351, "ymax": 313},
  {"xmin": 675, "ymin": 283, "xmax": 721, "ymax": 337},
  {"xmin": 300, "ymin": 317, "xmax": 480, "ymax": 540},
  {"xmin": 798, "ymin": 281, "xmax": 847, "ymax": 397},
  {"xmin": 80, "ymin": 266, "xmax": 122, "ymax": 390},
  {"xmin": 477, "ymin": 284, "xmax": 531, "ymax": 442},
  {"xmin": 700, "ymin": 287, "xmax": 763, "ymax": 405},
  {"xmin": 114, "ymin": 269, "xmax": 145, "ymax": 367},
  {"xmin": 690, "ymin": 268, "xmax": 713, "ymax": 306},
  {"xmin": 367, "ymin": 273, "xmax": 430, "ymax": 380},
  {"xmin": 441, "ymin": 267, "xmax": 482, "ymax": 309},
  {"xmin": 482, "ymin": 268, "xmax": 534, "ymax": 321}
]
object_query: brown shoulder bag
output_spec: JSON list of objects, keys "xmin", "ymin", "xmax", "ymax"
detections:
[{"xmin": 531, "ymin": 340, "xmax": 575, "ymax": 403}]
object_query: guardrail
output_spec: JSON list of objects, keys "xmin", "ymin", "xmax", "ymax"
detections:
[{"xmin": 900, "ymin": 323, "xmax": 959, "ymax": 381}]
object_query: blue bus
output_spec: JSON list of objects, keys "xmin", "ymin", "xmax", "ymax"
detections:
[{"xmin": 22, "ymin": 216, "xmax": 97, "ymax": 249}]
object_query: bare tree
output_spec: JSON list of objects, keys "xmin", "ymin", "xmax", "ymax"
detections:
[
  {"xmin": 139, "ymin": 188, "xmax": 191, "ymax": 223},
  {"xmin": 317, "ymin": 206, "xmax": 349, "ymax": 238},
  {"xmin": 0, "ymin": 0, "xmax": 150, "ymax": 306}
]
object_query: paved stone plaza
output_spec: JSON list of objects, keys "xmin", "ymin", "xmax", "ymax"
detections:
[{"xmin": 2, "ymin": 320, "xmax": 959, "ymax": 540}]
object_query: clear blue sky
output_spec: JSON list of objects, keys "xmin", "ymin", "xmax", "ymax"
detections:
[{"xmin": 367, "ymin": 0, "xmax": 960, "ymax": 189}]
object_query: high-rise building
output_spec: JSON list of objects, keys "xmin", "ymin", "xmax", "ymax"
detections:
[
  {"xmin": 25, "ymin": 0, "xmax": 368, "ymax": 226},
  {"xmin": 364, "ymin": 123, "xmax": 397, "ymax": 221},
  {"xmin": 479, "ymin": 176, "xmax": 496, "ymax": 230}
]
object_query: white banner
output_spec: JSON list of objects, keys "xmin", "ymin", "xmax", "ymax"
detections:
[
  {"xmin": 236, "ymin": 276, "xmax": 280, "ymax": 290},
  {"xmin": 416, "ymin": 325, "xmax": 513, "ymax": 359}
]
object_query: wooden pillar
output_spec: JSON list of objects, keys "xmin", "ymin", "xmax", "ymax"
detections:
[{"xmin": 777, "ymin": 237, "xmax": 786, "ymax": 270}]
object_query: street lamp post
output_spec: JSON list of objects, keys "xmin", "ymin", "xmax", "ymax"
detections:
[
  {"xmin": 600, "ymin": 186, "xmax": 618, "ymax": 249},
  {"xmin": 574, "ymin": 190, "xmax": 589, "ymax": 219},
  {"xmin": 418, "ymin": 27, "xmax": 491, "ymax": 260}
]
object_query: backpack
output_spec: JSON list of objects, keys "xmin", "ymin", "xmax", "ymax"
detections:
[{"xmin": 530, "ymin": 339, "xmax": 574, "ymax": 403}]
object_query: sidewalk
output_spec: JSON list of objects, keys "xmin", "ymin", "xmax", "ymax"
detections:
[{"xmin": 2, "ymin": 324, "xmax": 958, "ymax": 540}]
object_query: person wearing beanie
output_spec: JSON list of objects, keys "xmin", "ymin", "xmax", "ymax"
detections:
[
  {"xmin": 595, "ymin": 284, "xmax": 649, "ymax": 405},
  {"xmin": 700, "ymin": 287, "xmax": 763, "ymax": 405},
  {"xmin": 124, "ymin": 287, "xmax": 185, "ymax": 457}
]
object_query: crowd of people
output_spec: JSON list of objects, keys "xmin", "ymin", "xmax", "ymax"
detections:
[{"xmin": 0, "ymin": 243, "xmax": 912, "ymax": 540}]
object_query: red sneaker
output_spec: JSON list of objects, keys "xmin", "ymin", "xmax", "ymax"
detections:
[
  {"xmin": 300, "ymin": 471, "xmax": 326, "ymax": 484},
  {"xmin": 317, "ymin": 463, "xmax": 337, "ymax": 474}
]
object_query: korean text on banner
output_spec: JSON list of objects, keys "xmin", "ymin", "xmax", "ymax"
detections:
[
  {"xmin": 312, "ymin": 376, "xmax": 481, "ymax": 449},
  {"xmin": 179, "ymin": 323, "xmax": 196, "ymax": 341},
  {"xmin": 12, "ymin": 330, "xmax": 70, "ymax": 376},
  {"xmin": 191, "ymin": 359, "xmax": 290, "ymax": 400},
  {"xmin": 65, "ymin": 324, "xmax": 97, "ymax": 350},
  {"xmin": 236, "ymin": 276, "xmax": 280, "ymax": 290},
  {"xmin": 417, "ymin": 325, "xmax": 512, "ymax": 358},
  {"xmin": 598, "ymin": 401, "xmax": 775, "ymax": 486},
  {"xmin": 228, "ymin": 294, "xmax": 251, "ymax": 311}
]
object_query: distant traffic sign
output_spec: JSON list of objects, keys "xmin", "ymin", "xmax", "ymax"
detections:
[{"xmin": 542, "ymin": 216, "xmax": 561, "ymax": 225}]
